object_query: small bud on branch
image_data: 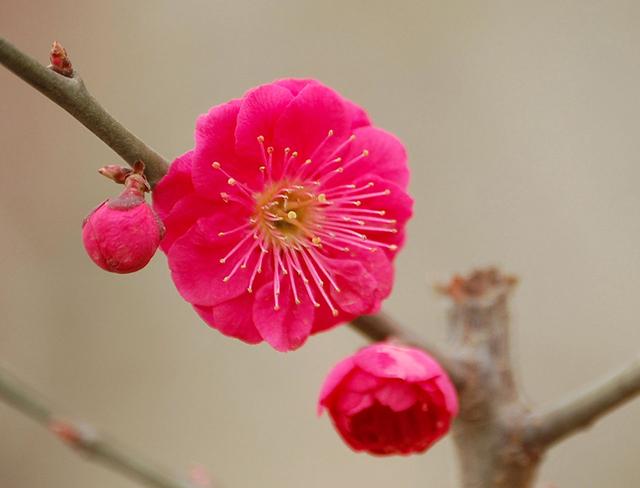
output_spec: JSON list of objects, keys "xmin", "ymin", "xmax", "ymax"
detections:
[
  {"xmin": 49, "ymin": 419, "xmax": 82, "ymax": 446},
  {"xmin": 49, "ymin": 418, "xmax": 97, "ymax": 451},
  {"xmin": 98, "ymin": 165, "xmax": 133, "ymax": 184},
  {"xmin": 98, "ymin": 160, "xmax": 151, "ymax": 193},
  {"xmin": 48, "ymin": 41, "xmax": 73, "ymax": 77}
]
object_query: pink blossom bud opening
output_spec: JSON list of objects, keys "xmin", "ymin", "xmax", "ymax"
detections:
[{"xmin": 318, "ymin": 343, "xmax": 458, "ymax": 455}]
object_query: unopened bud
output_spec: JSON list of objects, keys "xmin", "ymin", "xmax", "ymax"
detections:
[
  {"xmin": 48, "ymin": 41, "xmax": 73, "ymax": 77},
  {"xmin": 82, "ymin": 162, "xmax": 164, "ymax": 273}
]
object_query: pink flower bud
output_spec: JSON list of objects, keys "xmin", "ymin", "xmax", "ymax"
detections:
[
  {"xmin": 318, "ymin": 343, "xmax": 458, "ymax": 456},
  {"xmin": 82, "ymin": 164, "xmax": 164, "ymax": 273}
]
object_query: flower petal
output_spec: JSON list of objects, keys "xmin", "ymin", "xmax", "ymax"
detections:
[
  {"xmin": 374, "ymin": 381, "xmax": 418, "ymax": 412},
  {"xmin": 330, "ymin": 410, "xmax": 365, "ymax": 452},
  {"xmin": 235, "ymin": 83, "xmax": 293, "ymax": 160},
  {"xmin": 275, "ymin": 79, "xmax": 369, "ymax": 129},
  {"xmin": 158, "ymin": 193, "xmax": 216, "ymax": 253},
  {"xmin": 152, "ymin": 151, "xmax": 194, "ymax": 220},
  {"xmin": 344, "ymin": 99, "xmax": 371, "ymax": 130},
  {"xmin": 341, "ymin": 127, "xmax": 409, "ymax": 189},
  {"xmin": 318, "ymin": 356, "xmax": 356, "ymax": 414},
  {"xmin": 193, "ymin": 100, "xmax": 258, "ymax": 197},
  {"xmin": 274, "ymin": 82, "xmax": 350, "ymax": 165},
  {"xmin": 274, "ymin": 78, "xmax": 313, "ymax": 96},
  {"xmin": 335, "ymin": 390, "xmax": 375, "ymax": 416},
  {"xmin": 252, "ymin": 277, "xmax": 315, "ymax": 352},
  {"xmin": 194, "ymin": 294, "xmax": 263, "ymax": 344},
  {"xmin": 341, "ymin": 369, "xmax": 380, "ymax": 393},
  {"xmin": 310, "ymin": 301, "xmax": 350, "ymax": 334},
  {"xmin": 311, "ymin": 246, "xmax": 394, "ymax": 335},
  {"xmin": 420, "ymin": 375, "xmax": 459, "ymax": 417},
  {"xmin": 347, "ymin": 247, "xmax": 394, "ymax": 304},
  {"xmin": 354, "ymin": 344, "xmax": 442, "ymax": 382},
  {"xmin": 168, "ymin": 212, "xmax": 253, "ymax": 306},
  {"xmin": 329, "ymin": 258, "xmax": 378, "ymax": 316}
]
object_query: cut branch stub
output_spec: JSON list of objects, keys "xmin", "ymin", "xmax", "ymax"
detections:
[
  {"xmin": 442, "ymin": 268, "xmax": 540, "ymax": 488},
  {"xmin": 439, "ymin": 267, "xmax": 519, "ymax": 406},
  {"xmin": 437, "ymin": 267, "xmax": 518, "ymax": 306}
]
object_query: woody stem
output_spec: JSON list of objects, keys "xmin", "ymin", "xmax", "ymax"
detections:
[
  {"xmin": 0, "ymin": 36, "xmax": 168, "ymax": 186},
  {"xmin": 525, "ymin": 355, "xmax": 640, "ymax": 447}
]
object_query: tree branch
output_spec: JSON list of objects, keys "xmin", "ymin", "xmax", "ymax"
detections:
[
  {"xmin": 351, "ymin": 313, "xmax": 465, "ymax": 388},
  {"xmin": 0, "ymin": 37, "xmax": 169, "ymax": 186},
  {"xmin": 0, "ymin": 364, "xmax": 194, "ymax": 488},
  {"xmin": 526, "ymin": 355, "xmax": 640, "ymax": 447}
]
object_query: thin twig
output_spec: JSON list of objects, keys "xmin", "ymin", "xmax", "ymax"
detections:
[
  {"xmin": 0, "ymin": 365, "xmax": 194, "ymax": 488},
  {"xmin": 351, "ymin": 313, "xmax": 465, "ymax": 388},
  {"xmin": 0, "ymin": 37, "xmax": 169, "ymax": 186},
  {"xmin": 526, "ymin": 355, "xmax": 640, "ymax": 447}
]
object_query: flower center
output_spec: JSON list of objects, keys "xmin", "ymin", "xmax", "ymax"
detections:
[{"xmin": 254, "ymin": 181, "xmax": 319, "ymax": 246}]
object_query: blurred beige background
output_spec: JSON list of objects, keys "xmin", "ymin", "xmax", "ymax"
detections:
[{"xmin": 1, "ymin": 1, "xmax": 639, "ymax": 487}]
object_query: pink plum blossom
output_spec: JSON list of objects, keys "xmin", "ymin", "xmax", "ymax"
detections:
[
  {"xmin": 153, "ymin": 79, "xmax": 412, "ymax": 351},
  {"xmin": 318, "ymin": 343, "xmax": 458, "ymax": 455}
]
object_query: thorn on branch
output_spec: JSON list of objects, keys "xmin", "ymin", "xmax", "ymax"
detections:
[{"xmin": 48, "ymin": 41, "xmax": 73, "ymax": 77}]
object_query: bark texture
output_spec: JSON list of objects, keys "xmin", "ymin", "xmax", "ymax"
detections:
[{"xmin": 441, "ymin": 270, "xmax": 541, "ymax": 488}]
